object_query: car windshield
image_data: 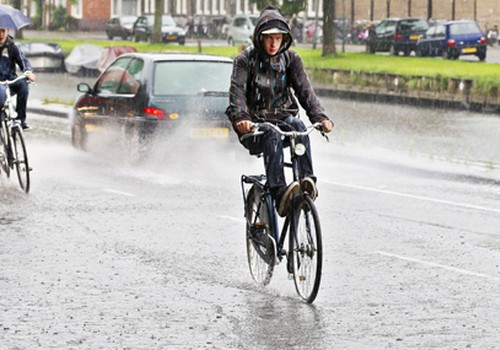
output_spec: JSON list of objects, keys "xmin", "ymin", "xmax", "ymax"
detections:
[
  {"xmin": 122, "ymin": 17, "xmax": 136, "ymax": 25},
  {"xmin": 400, "ymin": 19, "xmax": 428, "ymax": 32},
  {"xmin": 450, "ymin": 22, "xmax": 481, "ymax": 35},
  {"xmin": 145, "ymin": 15, "xmax": 176, "ymax": 26},
  {"xmin": 153, "ymin": 61, "xmax": 232, "ymax": 96}
]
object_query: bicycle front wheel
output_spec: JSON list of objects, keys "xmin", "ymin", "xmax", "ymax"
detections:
[
  {"xmin": 12, "ymin": 126, "xmax": 30, "ymax": 193},
  {"xmin": 245, "ymin": 184, "xmax": 276, "ymax": 286},
  {"xmin": 0, "ymin": 117, "xmax": 11, "ymax": 177},
  {"xmin": 289, "ymin": 195, "xmax": 322, "ymax": 303}
]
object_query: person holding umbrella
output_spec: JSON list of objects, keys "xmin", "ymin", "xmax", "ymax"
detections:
[{"xmin": 0, "ymin": 4, "xmax": 35, "ymax": 130}]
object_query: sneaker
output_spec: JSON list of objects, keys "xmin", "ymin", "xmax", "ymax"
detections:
[
  {"xmin": 276, "ymin": 182, "xmax": 300, "ymax": 217},
  {"xmin": 20, "ymin": 122, "xmax": 31, "ymax": 130},
  {"xmin": 301, "ymin": 177, "xmax": 318, "ymax": 200}
]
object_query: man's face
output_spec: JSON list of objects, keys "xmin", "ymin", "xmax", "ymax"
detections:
[
  {"xmin": 0, "ymin": 28, "xmax": 8, "ymax": 45},
  {"xmin": 262, "ymin": 33, "xmax": 283, "ymax": 56}
]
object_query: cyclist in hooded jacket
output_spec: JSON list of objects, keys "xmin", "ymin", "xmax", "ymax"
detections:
[{"xmin": 227, "ymin": 5, "xmax": 333, "ymax": 217}]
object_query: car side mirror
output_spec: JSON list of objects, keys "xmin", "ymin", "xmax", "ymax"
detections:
[{"xmin": 77, "ymin": 83, "xmax": 92, "ymax": 93}]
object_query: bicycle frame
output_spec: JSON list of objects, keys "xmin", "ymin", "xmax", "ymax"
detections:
[
  {"xmin": 0, "ymin": 75, "xmax": 31, "ymax": 193},
  {"xmin": 240, "ymin": 121, "xmax": 322, "ymax": 262}
]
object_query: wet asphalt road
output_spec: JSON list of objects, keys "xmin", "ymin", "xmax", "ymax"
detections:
[{"xmin": 1, "ymin": 92, "xmax": 499, "ymax": 348}]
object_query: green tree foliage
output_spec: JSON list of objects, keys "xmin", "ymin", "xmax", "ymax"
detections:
[
  {"xmin": 281, "ymin": 0, "xmax": 306, "ymax": 17},
  {"xmin": 249, "ymin": 0, "xmax": 280, "ymax": 9}
]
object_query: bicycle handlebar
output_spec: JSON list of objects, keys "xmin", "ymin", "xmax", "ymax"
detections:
[
  {"xmin": 240, "ymin": 121, "xmax": 323, "ymax": 142},
  {"xmin": 0, "ymin": 75, "xmax": 28, "ymax": 86}
]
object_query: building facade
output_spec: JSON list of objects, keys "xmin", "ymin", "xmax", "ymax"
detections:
[{"xmin": 17, "ymin": 0, "xmax": 499, "ymax": 32}]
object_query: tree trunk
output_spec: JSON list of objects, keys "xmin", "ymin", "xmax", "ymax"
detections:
[
  {"xmin": 152, "ymin": 0, "xmax": 165, "ymax": 43},
  {"xmin": 12, "ymin": 0, "xmax": 24, "ymax": 39},
  {"xmin": 322, "ymin": 0, "xmax": 336, "ymax": 56}
]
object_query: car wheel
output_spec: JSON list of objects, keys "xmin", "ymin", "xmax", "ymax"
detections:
[
  {"xmin": 134, "ymin": 32, "xmax": 140, "ymax": 42},
  {"xmin": 121, "ymin": 34, "xmax": 128, "ymax": 40},
  {"xmin": 389, "ymin": 44, "xmax": 397, "ymax": 56},
  {"xmin": 107, "ymin": 34, "xmax": 113, "ymax": 40},
  {"xmin": 178, "ymin": 39, "xmax": 185, "ymax": 46},
  {"xmin": 366, "ymin": 43, "xmax": 375, "ymax": 53},
  {"xmin": 228, "ymin": 37, "xmax": 234, "ymax": 46},
  {"xmin": 442, "ymin": 49, "xmax": 451, "ymax": 60},
  {"xmin": 71, "ymin": 123, "xmax": 87, "ymax": 151},
  {"xmin": 477, "ymin": 52, "xmax": 486, "ymax": 61},
  {"xmin": 403, "ymin": 48, "xmax": 411, "ymax": 56},
  {"xmin": 415, "ymin": 48, "xmax": 423, "ymax": 57}
]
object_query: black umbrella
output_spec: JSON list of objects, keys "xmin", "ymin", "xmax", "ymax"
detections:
[{"xmin": 0, "ymin": 4, "xmax": 32, "ymax": 30}]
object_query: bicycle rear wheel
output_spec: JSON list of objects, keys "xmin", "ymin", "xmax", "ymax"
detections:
[
  {"xmin": 0, "ymin": 117, "xmax": 11, "ymax": 177},
  {"xmin": 289, "ymin": 195, "xmax": 322, "ymax": 303},
  {"xmin": 12, "ymin": 126, "xmax": 30, "ymax": 193},
  {"xmin": 245, "ymin": 184, "xmax": 276, "ymax": 286}
]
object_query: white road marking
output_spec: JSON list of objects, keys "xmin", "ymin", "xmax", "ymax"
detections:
[
  {"xmin": 324, "ymin": 180, "xmax": 500, "ymax": 214},
  {"xmin": 103, "ymin": 188, "xmax": 135, "ymax": 197},
  {"xmin": 376, "ymin": 251, "xmax": 500, "ymax": 282},
  {"xmin": 220, "ymin": 215, "xmax": 245, "ymax": 223}
]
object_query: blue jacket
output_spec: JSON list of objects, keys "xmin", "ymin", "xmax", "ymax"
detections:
[{"xmin": 0, "ymin": 35, "xmax": 32, "ymax": 81}]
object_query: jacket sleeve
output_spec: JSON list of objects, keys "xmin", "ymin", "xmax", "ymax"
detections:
[
  {"xmin": 227, "ymin": 52, "xmax": 252, "ymax": 128},
  {"xmin": 287, "ymin": 50, "xmax": 330, "ymax": 124},
  {"xmin": 12, "ymin": 44, "xmax": 32, "ymax": 73}
]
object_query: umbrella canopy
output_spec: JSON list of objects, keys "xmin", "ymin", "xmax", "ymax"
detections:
[{"xmin": 0, "ymin": 4, "xmax": 32, "ymax": 30}]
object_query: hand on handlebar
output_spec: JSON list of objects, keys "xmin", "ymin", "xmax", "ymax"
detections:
[
  {"xmin": 320, "ymin": 119, "xmax": 334, "ymax": 133},
  {"xmin": 24, "ymin": 71, "xmax": 36, "ymax": 83},
  {"xmin": 236, "ymin": 120, "xmax": 255, "ymax": 134}
]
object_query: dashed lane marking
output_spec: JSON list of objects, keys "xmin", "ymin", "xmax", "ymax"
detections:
[
  {"xmin": 376, "ymin": 250, "xmax": 500, "ymax": 282},
  {"xmin": 103, "ymin": 188, "xmax": 135, "ymax": 197},
  {"xmin": 219, "ymin": 215, "xmax": 245, "ymax": 223},
  {"xmin": 324, "ymin": 181, "xmax": 500, "ymax": 215}
]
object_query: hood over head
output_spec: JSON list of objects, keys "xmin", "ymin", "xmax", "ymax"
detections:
[{"xmin": 252, "ymin": 6, "xmax": 292, "ymax": 57}]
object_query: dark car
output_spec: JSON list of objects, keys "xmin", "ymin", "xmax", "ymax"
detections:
[
  {"xmin": 70, "ymin": 53, "xmax": 233, "ymax": 151},
  {"xmin": 132, "ymin": 15, "xmax": 186, "ymax": 44},
  {"xmin": 366, "ymin": 18, "xmax": 429, "ymax": 56},
  {"xmin": 416, "ymin": 20, "xmax": 487, "ymax": 61},
  {"xmin": 105, "ymin": 16, "xmax": 137, "ymax": 40}
]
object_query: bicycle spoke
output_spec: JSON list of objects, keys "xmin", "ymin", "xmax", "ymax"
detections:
[
  {"xmin": 12, "ymin": 127, "xmax": 30, "ymax": 193},
  {"xmin": 290, "ymin": 196, "xmax": 322, "ymax": 303},
  {"xmin": 245, "ymin": 185, "xmax": 275, "ymax": 286}
]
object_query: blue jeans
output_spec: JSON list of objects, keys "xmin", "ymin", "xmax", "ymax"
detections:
[
  {"xmin": 241, "ymin": 116, "xmax": 315, "ymax": 196},
  {"xmin": 0, "ymin": 78, "xmax": 30, "ymax": 122}
]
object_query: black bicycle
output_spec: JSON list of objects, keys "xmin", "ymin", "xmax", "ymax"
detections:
[
  {"xmin": 0, "ymin": 76, "xmax": 31, "ymax": 193},
  {"xmin": 240, "ymin": 121, "xmax": 325, "ymax": 303}
]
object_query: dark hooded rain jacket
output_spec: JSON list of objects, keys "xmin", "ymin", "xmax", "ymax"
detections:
[{"xmin": 226, "ymin": 6, "xmax": 330, "ymax": 134}]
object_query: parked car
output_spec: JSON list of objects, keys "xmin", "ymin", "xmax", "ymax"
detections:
[
  {"xmin": 70, "ymin": 53, "xmax": 234, "ymax": 151},
  {"xmin": 132, "ymin": 14, "xmax": 186, "ymax": 44},
  {"xmin": 105, "ymin": 16, "xmax": 137, "ymax": 40},
  {"xmin": 416, "ymin": 20, "xmax": 487, "ymax": 61},
  {"xmin": 16, "ymin": 42, "xmax": 64, "ymax": 72},
  {"xmin": 366, "ymin": 18, "xmax": 429, "ymax": 56},
  {"xmin": 227, "ymin": 14, "xmax": 258, "ymax": 46}
]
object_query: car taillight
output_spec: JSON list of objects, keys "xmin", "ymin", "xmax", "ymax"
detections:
[
  {"xmin": 394, "ymin": 33, "xmax": 402, "ymax": 41},
  {"xmin": 447, "ymin": 39, "xmax": 456, "ymax": 47},
  {"xmin": 144, "ymin": 106, "xmax": 167, "ymax": 120},
  {"xmin": 480, "ymin": 37, "xmax": 486, "ymax": 44}
]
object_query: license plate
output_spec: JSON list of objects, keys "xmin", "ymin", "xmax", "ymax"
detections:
[
  {"xmin": 190, "ymin": 127, "xmax": 229, "ymax": 138},
  {"xmin": 84, "ymin": 124, "xmax": 102, "ymax": 132},
  {"xmin": 166, "ymin": 35, "xmax": 178, "ymax": 40},
  {"xmin": 410, "ymin": 35, "xmax": 420, "ymax": 40},
  {"xmin": 462, "ymin": 47, "xmax": 477, "ymax": 53}
]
